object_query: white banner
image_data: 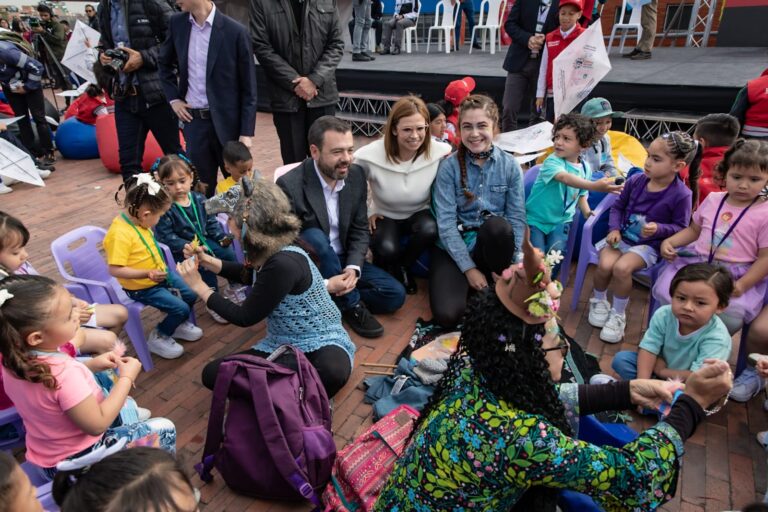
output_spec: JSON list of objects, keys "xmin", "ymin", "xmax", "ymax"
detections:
[
  {"xmin": 553, "ymin": 22, "xmax": 612, "ymax": 120},
  {"xmin": 0, "ymin": 139, "xmax": 44, "ymax": 187},
  {"xmin": 495, "ymin": 122, "xmax": 554, "ymax": 155},
  {"xmin": 62, "ymin": 20, "xmax": 101, "ymax": 84}
]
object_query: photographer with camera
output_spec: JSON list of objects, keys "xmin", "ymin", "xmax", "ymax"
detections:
[
  {"xmin": 97, "ymin": 0, "xmax": 182, "ymax": 184},
  {"xmin": 31, "ymin": 4, "xmax": 66, "ymax": 63}
]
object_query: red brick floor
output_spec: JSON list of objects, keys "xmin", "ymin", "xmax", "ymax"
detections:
[{"xmin": 3, "ymin": 115, "xmax": 765, "ymax": 510}]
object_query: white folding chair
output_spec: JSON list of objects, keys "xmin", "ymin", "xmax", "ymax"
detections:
[
  {"xmin": 401, "ymin": 13, "xmax": 420, "ymax": 53},
  {"xmin": 607, "ymin": 0, "xmax": 643, "ymax": 55},
  {"xmin": 427, "ymin": 0, "xmax": 459, "ymax": 54},
  {"xmin": 470, "ymin": 0, "xmax": 507, "ymax": 54}
]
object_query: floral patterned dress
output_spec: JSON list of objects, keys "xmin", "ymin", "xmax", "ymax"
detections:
[{"xmin": 374, "ymin": 366, "xmax": 684, "ymax": 512}]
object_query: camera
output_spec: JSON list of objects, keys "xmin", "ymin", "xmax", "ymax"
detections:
[
  {"xmin": 28, "ymin": 17, "xmax": 40, "ymax": 27},
  {"xmin": 102, "ymin": 48, "xmax": 129, "ymax": 73}
]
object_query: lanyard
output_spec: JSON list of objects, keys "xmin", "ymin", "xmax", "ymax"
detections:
[
  {"xmin": 120, "ymin": 213, "xmax": 168, "ymax": 276},
  {"xmin": 536, "ymin": 0, "xmax": 551, "ymax": 32},
  {"xmin": 174, "ymin": 194, "xmax": 213, "ymax": 253},
  {"xmin": 708, "ymin": 193, "xmax": 758, "ymax": 264}
]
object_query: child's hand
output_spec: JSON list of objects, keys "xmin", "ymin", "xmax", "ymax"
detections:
[
  {"xmin": 147, "ymin": 269, "xmax": 167, "ymax": 283},
  {"xmin": 660, "ymin": 240, "xmax": 677, "ymax": 261},
  {"xmin": 535, "ymin": 98, "xmax": 544, "ymax": 112},
  {"xmin": 116, "ymin": 356, "xmax": 142, "ymax": 383},
  {"xmin": 606, "ymin": 230, "xmax": 621, "ymax": 245},
  {"xmin": 757, "ymin": 359, "xmax": 768, "ymax": 379},
  {"xmin": 732, "ymin": 280, "xmax": 745, "ymax": 298},
  {"xmin": 641, "ymin": 222, "xmax": 658, "ymax": 238},
  {"xmin": 88, "ymin": 352, "xmax": 119, "ymax": 372},
  {"xmin": 594, "ymin": 177, "xmax": 624, "ymax": 194},
  {"xmin": 182, "ymin": 242, "xmax": 205, "ymax": 260}
]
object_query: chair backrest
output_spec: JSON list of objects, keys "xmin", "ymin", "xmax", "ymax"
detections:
[
  {"xmin": 619, "ymin": 0, "xmax": 642, "ymax": 25},
  {"xmin": 478, "ymin": 0, "xmax": 505, "ymax": 26},
  {"xmin": 433, "ymin": 0, "xmax": 457, "ymax": 28},
  {"xmin": 523, "ymin": 164, "xmax": 541, "ymax": 197},
  {"xmin": 273, "ymin": 161, "xmax": 302, "ymax": 183}
]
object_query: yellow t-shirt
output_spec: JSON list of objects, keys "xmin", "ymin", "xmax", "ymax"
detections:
[
  {"xmin": 215, "ymin": 176, "xmax": 237, "ymax": 195},
  {"xmin": 103, "ymin": 215, "xmax": 165, "ymax": 290}
]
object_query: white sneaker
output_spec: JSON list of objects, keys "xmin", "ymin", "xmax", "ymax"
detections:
[
  {"xmin": 600, "ymin": 310, "xmax": 626, "ymax": 344},
  {"xmin": 206, "ymin": 306, "xmax": 229, "ymax": 324},
  {"xmin": 0, "ymin": 183, "xmax": 12, "ymax": 194},
  {"xmin": 589, "ymin": 373, "xmax": 618, "ymax": 385},
  {"xmin": 37, "ymin": 169, "xmax": 51, "ymax": 179},
  {"xmin": 2, "ymin": 177, "xmax": 17, "ymax": 185},
  {"xmin": 136, "ymin": 406, "xmax": 151, "ymax": 422},
  {"xmin": 172, "ymin": 321, "xmax": 203, "ymax": 341},
  {"xmin": 147, "ymin": 329, "xmax": 184, "ymax": 359},
  {"xmin": 588, "ymin": 298, "xmax": 611, "ymax": 328}
]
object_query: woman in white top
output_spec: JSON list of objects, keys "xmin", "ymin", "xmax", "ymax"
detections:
[{"xmin": 354, "ymin": 96, "xmax": 452, "ymax": 294}]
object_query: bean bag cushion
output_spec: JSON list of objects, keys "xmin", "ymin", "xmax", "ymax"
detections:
[
  {"xmin": 96, "ymin": 113, "xmax": 185, "ymax": 174},
  {"xmin": 55, "ymin": 117, "xmax": 99, "ymax": 159}
]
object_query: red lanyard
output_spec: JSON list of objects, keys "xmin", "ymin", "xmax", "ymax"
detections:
[{"xmin": 708, "ymin": 194, "xmax": 758, "ymax": 264}]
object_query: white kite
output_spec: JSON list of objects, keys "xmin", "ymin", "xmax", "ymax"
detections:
[
  {"xmin": 495, "ymin": 121, "xmax": 554, "ymax": 155},
  {"xmin": 62, "ymin": 20, "xmax": 101, "ymax": 84},
  {"xmin": 0, "ymin": 139, "xmax": 45, "ymax": 187},
  {"xmin": 553, "ymin": 21, "xmax": 612, "ymax": 120},
  {"xmin": 0, "ymin": 116, "xmax": 23, "ymax": 128}
]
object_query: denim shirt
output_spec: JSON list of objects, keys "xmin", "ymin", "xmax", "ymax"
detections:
[
  {"xmin": 432, "ymin": 146, "xmax": 527, "ymax": 273},
  {"xmin": 109, "ymin": 0, "xmax": 138, "ymax": 85},
  {"xmin": 155, "ymin": 192, "xmax": 227, "ymax": 258}
]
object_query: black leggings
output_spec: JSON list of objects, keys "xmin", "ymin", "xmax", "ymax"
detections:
[
  {"xmin": 429, "ymin": 216, "xmax": 517, "ymax": 328},
  {"xmin": 201, "ymin": 345, "xmax": 352, "ymax": 398},
  {"xmin": 371, "ymin": 210, "xmax": 438, "ymax": 269}
]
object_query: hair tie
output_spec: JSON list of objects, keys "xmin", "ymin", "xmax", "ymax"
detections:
[
  {"xmin": 149, "ymin": 157, "xmax": 162, "ymax": 174},
  {"xmin": 0, "ymin": 289, "xmax": 13, "ymax": 307},
  {"xmin": 135, "ymin": 173, "xmax": 161, "ymax": 196},
  {"xmin": 176, "ymin": 153, "xmax": 192, "ymax": 165}
]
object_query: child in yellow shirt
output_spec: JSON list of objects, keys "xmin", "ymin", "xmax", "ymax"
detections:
[{"xmin": 216, "ymin": 141, "xmax": 255, "ymax": 195}]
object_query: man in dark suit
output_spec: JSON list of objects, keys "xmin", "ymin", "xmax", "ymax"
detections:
[
  {"xmin": 501, "ymin": 0, "xmax": 560, "ymax": 131},
  {"xmin": 277, "ymin": 116, "xmax": 406, "ymax": 338},
  {"xmin": 159, "ymin": 0, "xmax": 257, "ymax": 195}
]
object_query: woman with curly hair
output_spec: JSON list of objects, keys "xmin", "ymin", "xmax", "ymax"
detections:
[{"xmin": 375, "ymin": 231, "xmax": 733, "ymax": 511}]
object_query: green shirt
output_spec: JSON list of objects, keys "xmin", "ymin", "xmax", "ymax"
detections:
[
  {"xmin": 526, "ymin": 155, "xmax": 589, "ymax": 235},
  {"xmin": 639, "ymin": 305, "xmax": 732, "ymax": 371}
]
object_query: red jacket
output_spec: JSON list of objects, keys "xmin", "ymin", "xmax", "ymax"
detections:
[
  {"xmin": 545, "ymin": 25, "xmax": 585, "ymax": 92},
  {"xmin": 64, "ymin": 94, "xmax": 112, "ymax": 125},
  {"xmin": 745, "ymin": 74, "xmax": 768, "ymax": 131},
  {"xmin": 680, "ymin": 145, "xmax": 728, "ymax": 207}
]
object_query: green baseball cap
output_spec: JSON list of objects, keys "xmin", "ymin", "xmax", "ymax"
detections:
[{"xmin": 581, "ymin": 98, "xmax": 623, "ymax": 118}]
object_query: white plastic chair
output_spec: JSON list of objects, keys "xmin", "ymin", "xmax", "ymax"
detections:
[
  {"xmin": 427, "ymin": 0, "xmax": 459, "ymax": 54},
  {"xmin": 607, "ymin": 0, "xmax": 643, "ymax": 55},
  {"xmin": 401, "ymin": 13, "xmax": 420, "ymax": 53},
  {"xmin": 470, "ymin": 0, "xmax": 507, "ymax": 55}
]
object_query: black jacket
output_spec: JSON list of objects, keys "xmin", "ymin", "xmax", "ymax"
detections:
[
  {"xmin": 502, "ymin": 0, "xmax": 560, "ymax": 73},
  {"xmin": 97, "ymin": 0, "xmax": 177, "ymax": 106},
  {"xmin": 250, "ymin": 0, "xmax": 344, "ymax": 112}
]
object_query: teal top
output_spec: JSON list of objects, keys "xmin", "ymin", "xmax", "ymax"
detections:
[
  {"xmin": 639, "ymin": 305, "xmax": 732, "ymax": 371},
  {"xmin": 375, "ymin": 365, "xmax": 684, "ymax": 512},
  {"xmin": 526, "ymin": 155, "xmax": 590, "ymax": 235}
]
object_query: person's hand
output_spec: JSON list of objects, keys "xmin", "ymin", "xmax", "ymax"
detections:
[
  {"xmin": 535, "ymin": 97, "xmax": 544, "ymax": 112},
  {"xmin": 684, "ymin": 359, "xmax": 733, "ymax": 411},
  {"xmin": 10, "ymin": 84, "xmax": 25, "ymax": 94},
  {"xmin": 88, "ymin": 352, "xmax": 120, "ymax": 373},
  {"xmin": 99, "ymin": 51, "xmax": 112, "ymax": 66},
  {"xmin": 368, "ymin": 214, "xmax": 383, "ymax": 233},
  {"xmin": 147, "ymin": 269, "xmax": 167, "ymax": 283},
  {"xmin": 32, "ymin": 25, "xmax": 44, "ymax": 33},
  {"xmin": 340, "ymin": 267, "xmax": 359, "ymax": 290},
  {"xmin": 115, "ymin": 356, "xmax": 142, "ymax": 383},
  {"xmin": 732, "ymin": 280, "xmax": 745, "ymax": 298},
  {"xmin": 326, "ymin": 274, "xmax": 355, "ymax": 296},
  {"xmin": 176, "ymin": 258, "xmax": 204, "ymax": 288},
  {"xmin": 756, "ymin": 359, "xmax": 768, "ymax": 379},
  {"xmin": 606, "ymin": 230, "xmax": 621, "ymax": 245},
  {"xmin": 660, "ymin": 239, "xmax": 677, "ymax": 261},
  {"xmin": 170, "ymin": 100, "xmax": 193, "ymax": 123},
  {"xmin": 0, "ymin": 124, "xmax": 6, "ymax": 132},
  {"xmin": 74, "ymin": 299, "xmax": 94, "ymax": 323},
  {"xmin": 527, "ymin": 34, "xmax": 544, "ymax": 51},
  {"xmin": 594, "ymin": 177, "xmax": 624, "ymax": 194},
  {"xmin": 641, "ymin": 222, "xmax": 658, "ymax": 238},
  {"xmin": 292, "ymin": 76, "xmax": 318, "ymax": 101},
  {"xmin": 238, "ymin": 135, "xmax": 253, "ymax": 149},
  {"xmin": 629, "ymin": 378, "xmax": 683, "ymax": 410},
  {"xmin": 182, "ymin": 242, "xmax": 206, "ymax": 260},
  {"xmin": 121, "ymin": 47, "xmax": 144, "ymax": 73},
  {"xmin": 464, "ymin": 268, "xmax": 488, "ymax": 291}
]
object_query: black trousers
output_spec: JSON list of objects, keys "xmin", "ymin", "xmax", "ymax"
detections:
[
  {"xmin": 201, "ymin": 344, "xmax": 351, "ymax": 398},
  {"xmin": 371, "ymin": 209, "xmax": 438, "ymax": 269},
  {"xmin": 273, "ymin": 103, "xmax": 336, "ymax": 165},
  {"xmin": 4, "ymin": 87, "xmax": 53, "ymax": 156},
  {"xmin": 183, "ymin": 116, "xmax": 224, "ymax": 197},
  {"xmin": 429, "ymin": 216, "xmax": 517, "ymax": 328}
]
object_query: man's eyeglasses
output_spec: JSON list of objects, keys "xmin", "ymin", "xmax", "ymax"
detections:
[{"xmin": 542, "ymin": 341, "xmax": 569, "ymax": 357}]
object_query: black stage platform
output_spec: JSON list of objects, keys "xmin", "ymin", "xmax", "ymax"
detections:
[{"xmin": 255, "ymin": 46, "xmax": 766, "ymax": 117}]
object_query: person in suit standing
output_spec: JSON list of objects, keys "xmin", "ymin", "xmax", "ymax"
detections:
[
  {"xmin": 277, "ymin": 116, "xmax": 406, "ymax": 339},
  {"xmin": 501, "ymin": 0, "xmax": 560, "ymax": 131},
  {"xmin": 159, "ymin": 0, "xmax": 257, "ymax": 196}
]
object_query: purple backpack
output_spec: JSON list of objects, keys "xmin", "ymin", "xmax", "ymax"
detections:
[{"xmin": 196, "ymin": 346, "xmax": 336, "ymax": 507}]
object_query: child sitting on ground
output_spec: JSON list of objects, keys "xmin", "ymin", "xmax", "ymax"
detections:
[
  {"xmin": 588, "ymin": 132, "xmax": 696, "ymax": 343},
  {"xmin": 0, "ymin": 275, "xmax": 176, "ymax": 480},
  {"xmin": 63, "ymin": 84, "xmax": 112, "ymax": 125},
  {"xmin": 581, "ymin": 97, "xmax": 621, "ymax": 177},
  {"xmin": 612, "ymin": 263, "xmax": 733, "ymax": 381},
  {"xmin": 216, "ymin": 141, "xmax": 255, "ymax": 195},
  {"xmin": 680, "ymin": 113, "xmax": 741, "ymax": 207},
  {"xmin": 0, "ymin": 451, "xmax": 43, "ymax": 512},
  {"xmin": 153, "ymin": 155, "xmax": 244, "ymax": 322},
  {"xmin": 525, "ymin": 112, "xmax": 623, "ymax": 277},
  {"xmin": 105, "ymin": 174, "xmax": 202, "ymax": 360}
]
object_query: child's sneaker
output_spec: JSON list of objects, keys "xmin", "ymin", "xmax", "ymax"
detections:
[
  {"xmin": 0, "ymin": 183, "xmax": 12, "ymax": 195},
  {"xmin": 147, "ymin": 329, "xmax": 184, "ymax": 359},
  {"xmin": 206, "ymin": 306, "xmax": 229, "ymax": 324},
  {"xmin": 757, "ymin": 430, "xmax": 768, "ymax": 448},
  {"xmin": 172, "ymin": 321, "xmax": 203, "ymax": 341},
  {"xmin": 37, "ymin": 169, "xmax": 51, "ymax": 180},
  {"xmin": 588, "ymin": 298, "xmax": 611, "ymax": 327},
  {"xmin": 600, "ymin": 310, "xmax": 626, "ymax": 344},
  {"xmin": 589, "ymin": 373, "xmax": 617, "ymax": 385},
  {"xmin": 730, "ymin": 367, "xmax": 764, "ymax": 402}
]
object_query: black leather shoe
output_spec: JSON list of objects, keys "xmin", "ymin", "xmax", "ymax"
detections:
[
  {"xmin": 622, "ymin": 48, "xmax": 640, "ymax": 58},
  {"xmin": 352, "ymin": 53, "xmax": 372, "ymax": 61},
  {"xmin": 362, "ymin": 52, "xmax": 376, "ymax": 60},
  {"xmin": 343, "ymin": 303, "xmax": 384, "ymax": 338},
  {"xmin": 391, "ymin": 46, "xmax": 401, "ymax": 55},
  {"xmin": 397, "ymin": 266, "xmax": 417, "ymax": 295}
]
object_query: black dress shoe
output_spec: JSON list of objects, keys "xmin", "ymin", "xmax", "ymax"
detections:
[
  {"xmin": 362, "ymin": 52, "xmax": 376, "ymax": 60},
  {"xmin": 352, "ymin": 53, "xmax": 372, "ymax": 61},
  {"xmin": 397, "ymin": 266, "xmax": 417, "ymax": 295},
  {"xmin": 343, "ymin": 303, "xmax": 384, "ymax": 338},
  {"xmin": 472, "ymin": 42, "xmax": 482, "ymax": 50},
  {"xmin": 622, "ymin": 48, "xmax": 640, "ymax": 58}
]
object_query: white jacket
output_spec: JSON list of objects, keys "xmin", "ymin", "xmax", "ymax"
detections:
[{"xmin": 354, "ymin": 139, "xmax": 452, "ymax": 220}]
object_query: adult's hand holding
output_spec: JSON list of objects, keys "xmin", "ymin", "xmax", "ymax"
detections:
[
  {"xmin": 340, "ymin": 267, "xmax": 359, "ymax": 290},
  {"xmin": 464, "ymin": 268, "xmax": 488, "ymax": 291},
  {"xmin": 327, "ymin": 274, "xmax": 355, "ymax": 296},
  {"xmin": 121, "ymin": 47, "xmax": 144, "ymax": 73},
  {"xmin": 685, "ymin": 359, "xmax": 733, "ymax": 411},
  {"xmin": 176, "ymin": 257, "xmax": 204, "ymax": 290},
  {"xmin": 527, "ymin": 35, "xmax": 544, "ymax": 51},
  {"xmin": 629, "ymin": 379, "xmax": 683, "ymax": 410},
  {"xmin": 292, "ymin": 76, "xmax": 318, "ymax": 101}
]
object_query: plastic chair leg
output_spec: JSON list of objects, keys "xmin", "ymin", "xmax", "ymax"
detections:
[
  {"xmin": 489, "ymin": 28, "xmax": 496, "ymax": 54},
  {"xmin": 124, "ymin": 303, "xmax": 154, "ymax": 371},
  {"xmin": 608, "ymin": 27, "xmax": 617, "ymax": 53}
]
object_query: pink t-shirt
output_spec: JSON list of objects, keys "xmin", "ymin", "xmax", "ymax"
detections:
[
  {"xmin": 2, "ymin": 354, "xmax": 104, "ymax": 467},
  {"xmin": 693, "ymin": 192, "xmax": 768, "ymax": 264}
]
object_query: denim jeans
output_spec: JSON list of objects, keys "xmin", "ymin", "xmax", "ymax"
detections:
[
  {"xmin": 299, "ymin": 227, "xmax": 405, "ymax": 314},
  {"xmin": 455, "ymin": 0, "xmax": 475, "ymax": 47},
  {"xmin": 529, "ymin": 222, "xmax": 571, "ymax": 279},
  {"xmin": 611, "ymin": 351, "xmax": 639, "ymax": 380},
  {"xmin": 352, "ymin": 0, "xmax": 372, "ymax": 54},
  {"xmin": 125, "ymin": 273, "xmax": 197, "ymax": 337},
  {"xmin": 172, "ymin": 239, "xmax": 236, "ymax": 291}
]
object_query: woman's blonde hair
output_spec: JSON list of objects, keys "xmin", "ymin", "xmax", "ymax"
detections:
[{"xmin": 383, "ymin": 95, "xmax": 431, "ymax": 164}]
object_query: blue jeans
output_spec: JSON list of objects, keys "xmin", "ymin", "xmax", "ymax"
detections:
[
  {"xmin": 125, "ymin": 273, "xmax": 197, "ymax": 337},
  {"xmin": 300, "ymin": 228, "xmax": 405, "ymax": 314},
  {"xmin": 529, "ymin": 222, "xmax": 571, "ymax": 279},
  {"xmin": 455, "ymin": 0, "xmax": 475, "ymax": 47},
  {"xmin": 352, "ymin": 0, "xmax": 372, "ymax": 53},
  {"xmin": 173, "ymin": 239, "xmax": 237, "ymax": 291},
  {"xmin": 611, "ymin": 351, "xmax": 639, "ymax": 380}
]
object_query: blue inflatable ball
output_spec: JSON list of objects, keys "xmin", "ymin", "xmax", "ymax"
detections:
[{"xmin": 55, "ymin": 117, "xmax": 99, "ymax": 160}]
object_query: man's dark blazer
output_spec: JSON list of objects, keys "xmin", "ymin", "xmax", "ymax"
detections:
[
  {"xmin": 277, "ymin": 158, "xmax": 370, "ymax": 269},
  {"xmin": 159, "ymin": 9, "xmax": 257, "ymax": 143},
  {"xmin": 503, "ymin": 0, "xmax": 560, "ymax": 73}
]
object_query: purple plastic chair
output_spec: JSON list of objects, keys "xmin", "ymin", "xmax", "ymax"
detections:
[
  {"xmin": 569, "ymin": 194, "xmax": 661, "ymax": 325},
  {"xmin": 0, "ymin": 406, "xmax": 24, "ymax": 452},
  {"xmin": 50, "ymin": 226, "xmax": 196, "ymax": 372},
  {"xmin": 734, "ymin": 287, "xmax": 768, "ymax": 378},
  {"xmin": 216, "ymin": 213, "xmax": 245, "ymax": 264}
]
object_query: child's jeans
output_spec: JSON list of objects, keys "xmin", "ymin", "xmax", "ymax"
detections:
[
  {"xmin": 612, "ymin": 351, "xmax": 639, "ymax": 380},
  {"xmin": 125, "ymin": 273, "xmax": 197, "ymax": 337},
  {"xmin": 173, "ymin": 238, "xmax": 237, "ymax": 291},
  {"xmin": 529, "ymin": 222, "xmax": 571, "ymax": 279}
]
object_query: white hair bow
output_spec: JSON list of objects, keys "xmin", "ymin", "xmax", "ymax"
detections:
[
  {"xmin": 136, "ymin": 173, "xmax": 161, "ymax": 196},
  {"xmin": 0, "ymin": 289, "xmax": 14, "ymax": 308}
]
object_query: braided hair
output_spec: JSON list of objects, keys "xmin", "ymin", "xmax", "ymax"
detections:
[
  {"xmin": 114, "ymin": 174, "xmax": 172, "ymax": 219},
  {"xmin": 660, "ymin": 131, "xmax": 702, "ymax": 207},
  {"xmin": 0, "ymin": 275, "xmax": 62, "ymax": 390},
  {"xmin": 413, "ymin": 290, "xmax": 571, "ymax": 511},
  {"xmin": 456, "ymin": 94, "xmax": 500, "ymax": 201},
  {"xmin": 153, "ymin": 154, "xmax": 207, "ymax": 195}
]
